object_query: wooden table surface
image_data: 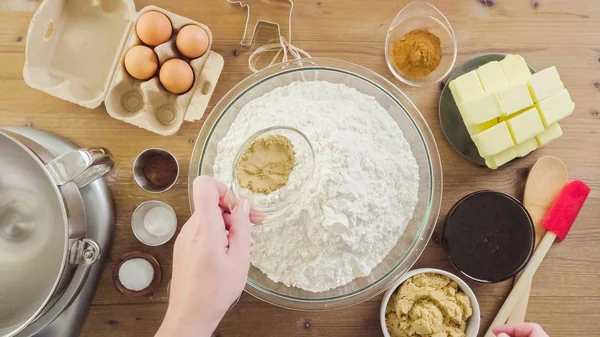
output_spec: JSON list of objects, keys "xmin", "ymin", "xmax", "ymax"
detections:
[{"xmin": 1, "ymin": 0, "xmax": 599, "ymax": 336}]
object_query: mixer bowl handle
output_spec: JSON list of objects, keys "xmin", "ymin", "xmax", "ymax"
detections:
[{"xmin": 45, "ymin": 148, "xmax": 114, "ymax": 189}]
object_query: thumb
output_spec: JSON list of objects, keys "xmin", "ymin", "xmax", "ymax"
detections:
[
  {"xmin": 497, "ymin": 334, "xmax": 510, "ymax": 337},
  {"xmin": 227, "ymin": 199, "xmax": 253, "ymax": 259}
]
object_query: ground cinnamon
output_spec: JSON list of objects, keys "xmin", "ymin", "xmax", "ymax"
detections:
[
  {"xmin": 392, "ymin": 29, "xmax": 442, "ymax": 78},
  {"xmin": 143, "ymin": 154, "xmax": 178, "ymax": 188}
]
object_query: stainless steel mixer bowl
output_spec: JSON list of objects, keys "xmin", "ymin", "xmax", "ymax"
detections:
[{"xmin": 0, "ymin": 130, "xmax": 112, "ymax": 337}]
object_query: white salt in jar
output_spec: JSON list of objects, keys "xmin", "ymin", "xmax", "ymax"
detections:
[
  {"xmin": 113, "ymin": 252, "xmax": 162, "ymax": 298},
  {"xmin": 131, "ymin": 201, "xmax": 177, "ymax": 246}
]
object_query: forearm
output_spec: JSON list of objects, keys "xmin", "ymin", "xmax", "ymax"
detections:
[{"xmin": 155, "ymin": 310, "xmax": 220, "ymax": 337}]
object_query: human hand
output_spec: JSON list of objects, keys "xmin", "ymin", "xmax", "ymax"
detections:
[
  {"xmin": 156, "ymin": 176, "xmax": 253, "ymax": 337},
  {"xmin": 494, "ymin": 323, "xmax": 549, "ymax": 337}
]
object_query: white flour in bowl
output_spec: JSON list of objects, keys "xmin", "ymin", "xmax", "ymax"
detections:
[{"xmin": 213, "ymin": 81, "xmax": 419, "ymax": 292}]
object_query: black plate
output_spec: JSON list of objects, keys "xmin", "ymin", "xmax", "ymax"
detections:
[{"xmin": 438, "ymin": 54, "xmax": 536, "ymax": 166}]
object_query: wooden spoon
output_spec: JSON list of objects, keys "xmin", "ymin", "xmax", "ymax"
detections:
[
  {"xmin": 486, "ymin": 180, "xmax": 590, "ymax": 337},
  {"xmin": 506, "ymin": 156, "xmax": 568, "ymax": 324}
]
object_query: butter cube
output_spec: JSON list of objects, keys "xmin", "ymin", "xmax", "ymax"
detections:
[
  {"xmin": 459, "ymin": 92, "xmax": 506, "ymax": 125},
  {"xmin": 497, "ymin": 83, "xmax": 534, "ymax": 115},
  {"xmin": 500, "ymin": 55, "xmax": 531, "ymax": 84},
  {"xmin": 514, "ymin": 138, "xmax": 538, "ymax": 157},
  {"xmin": 467, "ymin": 118, "xmax": 498, "ymax": 136},
  {"xmin": 528, "ymin": 66, "xmax": 564, "ymax": 102},
  {"xmin": 485, "ymin": 158, "xmax": 498, "ymax": 170},
  {"xmin": 449, "ymin": 70, "xmax": 485, "ymax": 104},
  {"xmin": 486, "ymin": 148, "xmax": 518, "ymax": 169},
  {"xmin": 506, "ymin": 107, "xmax": 545, "ymax": 144},
  {"xmin": 472, "ymin": 122, "xmax": 515, "ymax": 157},
  {"xmin": 477, "ymin": 61, "xmax": 509, "ymax": 92},
  {"xmin": 535, "ymin": 88, "xmax": 575, "ymax": 127},
  {"xmin": 500, "ymin": 107, "xmax": 528, "ymax": 122},
  {"xmin": 536, "ymin": 123, "xmax": 563, "ymax": 146}
]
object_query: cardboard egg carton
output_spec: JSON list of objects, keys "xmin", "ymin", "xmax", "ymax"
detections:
[{"xmin": 23, "ymin": 0, "xmax": 224, "ymax": 136}]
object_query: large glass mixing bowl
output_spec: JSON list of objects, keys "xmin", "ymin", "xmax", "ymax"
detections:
[{"xmin": 188, "ymin": 58, "xmax": 442, "ymax": 310}]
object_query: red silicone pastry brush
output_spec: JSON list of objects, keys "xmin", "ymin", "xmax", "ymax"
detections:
[{"xmin": 484, "ymin": 180, "xmax": 591, "ymax": 337}]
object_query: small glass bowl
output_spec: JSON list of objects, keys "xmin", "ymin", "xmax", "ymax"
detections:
[
  {"xmin": 385, "ymin": 1, "xmax": 457, "ymax": 87},
  {"xmin": 227, "ymin": 126, "xmax": 314, "ymax": 223}
]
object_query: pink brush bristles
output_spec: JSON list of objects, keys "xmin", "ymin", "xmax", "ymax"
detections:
[{"xmin": 541, "ymin": 180, "xmax": 591, "ymax": 241}]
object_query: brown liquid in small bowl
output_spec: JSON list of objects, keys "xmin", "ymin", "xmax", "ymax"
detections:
[{"xmin": 443, "ymin": 191, "xmax": 534, "ymax": 283}]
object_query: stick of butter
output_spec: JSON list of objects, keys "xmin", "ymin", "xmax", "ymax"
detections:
[
  {"xmin": 449, "ymin": 70, "xmax": 485, "ymax": 104},
  {"xmin": 486, "ymin": 148, "xmax": 518, "ymax": 170},
  {"xmin": 477, "ymin": 61, "xmax": 509, "ymax": 93},
  {"xmin": 467, "ymin": 119, "xmax": 499, "ymax": 136},
  {"xmin": 535, "ymin": 88, "xmax": 575, "ymax": 127},
  {"xmin": 497, "ymin": 83, "xmax": 533, "ymax": 115},
  {"xmin": 506, "ymin": 107, "xmax": 545, "ymax": 144},
  {"xmin": 536, "ymin": 123, "xmax": 563, "ymax": 146},
  {"xmin": 459, "ymin": 92, "xmax": 506, "ymax": 125},
  {"xmin": 514, "ymin": 138, "xmax": 538, "ymax": 157},
  {"xmin": 527, "ymin": 66, "xmax": 564, "ymax": 102},
  {"xmin": 472, "ymin": 122, "xmax": 515, "ymax": 157},
  {"xmin": 499, "ymin": 54, "xmax": 531, "ymax": 84}
]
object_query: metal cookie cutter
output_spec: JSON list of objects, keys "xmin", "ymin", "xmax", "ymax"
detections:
[
  {"xmin": 227, "ymin": 0, "xmax": 294, "ymax": 46},
  {"xmin": 226, "ymin": 0, "xmax": 311, "ymax": 72}
]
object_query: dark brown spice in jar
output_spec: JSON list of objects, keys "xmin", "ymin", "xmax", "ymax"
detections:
[{"xmin": 143, "ymin": 154, "xmax": 178, "ymax": 188}]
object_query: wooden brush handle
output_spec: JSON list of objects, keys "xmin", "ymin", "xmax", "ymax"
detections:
[
  {"xmin": 484, "ymin": 232, "xmax": 557, "ymax": 337},
  {"xmin": 507, "ymin": 282, "xmax": 532, "ymax": 324}
]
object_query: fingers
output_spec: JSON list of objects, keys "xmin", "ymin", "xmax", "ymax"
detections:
[
  {"xmin": 223, "ymin": 212, "xmax": 233, "ymax": 231},
  {"xmin": 224, "ymin": 201, "xmax": 263, "ymax": 226},
  {"xmin": 227, "ymin": 199, "xmax": 253, "ymax": 260},
  {"xmin": 250, "ymin": 209, "xmax": 265, "ymax": 225},
  {"xmin": 223, "ymin": 214, "xmax": 257, "ymax": 234},
  {"xmin": 493, "ymin": 323, "xmax": 548, "ymax": 337},
  {"xmin": 213, "ymin": 179, "xmax": 231, "ymax": 210},
  {"xmin": 193, "ymin": 176, "xmax": 227, "ymax": 207},
  {"xmin": 192, "ymin": 176, "xmax": 227, "ymax": 234}
]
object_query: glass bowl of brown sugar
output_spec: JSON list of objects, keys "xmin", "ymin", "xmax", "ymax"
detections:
[{"xmin": 385, "ymin": 1, "xmax": 457, "ymax": 87}]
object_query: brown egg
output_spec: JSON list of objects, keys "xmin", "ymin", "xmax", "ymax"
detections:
[
  {"xmin": 159, "ymin": 59, "xmax": 194, "ymax": 94},
  {"xmin": 176, "ymin": 25, "xmax": 209, "ymax": 59},
  {"xmin": 136, "ymin": 11, "xmax": 172, "ymax": 46},
  {"xmin": 124, "ymin": 45, "xmax": 158, "ymax": 80}
]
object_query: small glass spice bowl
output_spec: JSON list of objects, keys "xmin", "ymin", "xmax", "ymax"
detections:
[
  {"xmin": 227, "ymin": 126, "xmax": 314, "ymax": 224},
  {"xmin": 385, "ymin": 1, "xmax": 457, "ymax": 87}
]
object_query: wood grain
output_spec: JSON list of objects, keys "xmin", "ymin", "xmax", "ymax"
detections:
[{"xmin": 1, "ymin": 0, "xmax": 599, "ymax": 336}]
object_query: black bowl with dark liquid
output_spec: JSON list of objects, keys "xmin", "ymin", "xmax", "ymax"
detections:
[{"xmin": 443, "ymin": 191, "xmax": 535, "ymax": 283}]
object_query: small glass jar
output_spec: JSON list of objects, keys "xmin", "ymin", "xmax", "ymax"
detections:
[
  {"xmin": 227, "ymin": 126, "xmax": 314, "ymax": 223},
  {"xmin": 385, "ymin": 1, "xmax": 457, "ymax": 87}
]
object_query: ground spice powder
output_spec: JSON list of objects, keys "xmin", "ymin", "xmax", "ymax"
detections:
[
  {"xmin": 143, "ymin": 154, "xmax": 178, "ymax": 188},
  {"xmin": 392, "ymin": 29, "xmax": 442, "ymax": 78},
  {"xmin": 236, "ymin": 135, "xmax": 295, "ymax": 194}
]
